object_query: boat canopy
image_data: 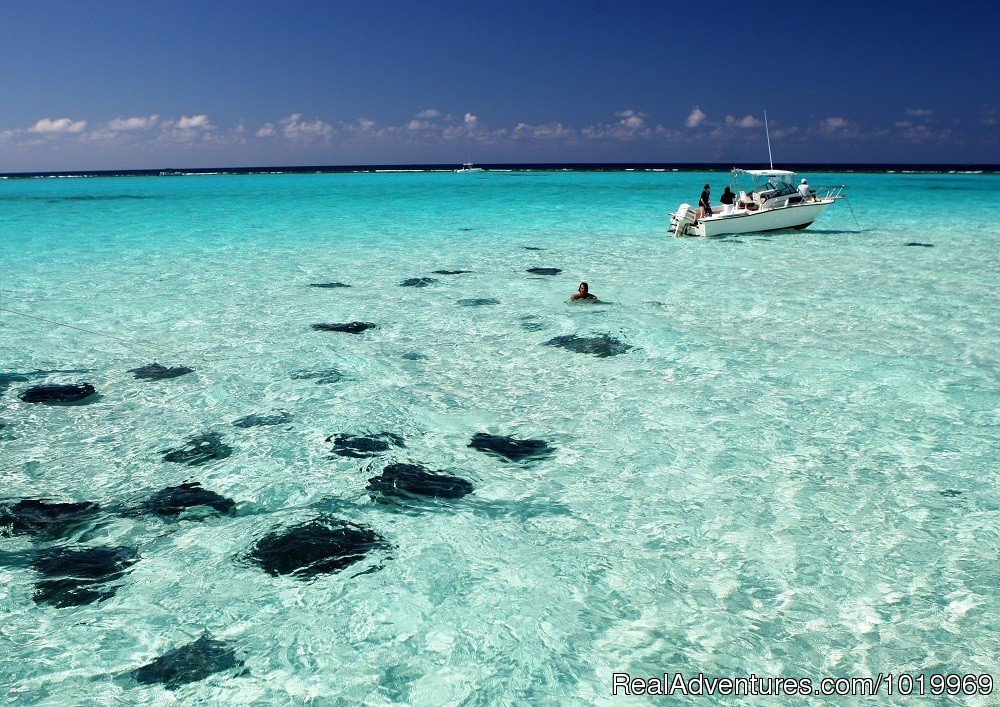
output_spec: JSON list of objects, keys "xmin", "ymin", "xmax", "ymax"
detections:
[{"xmin": 732, "ymin": 169, "xmax": 796, "ymax": 178}]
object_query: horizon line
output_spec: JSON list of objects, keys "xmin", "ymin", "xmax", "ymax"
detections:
[{"xmin": 2, "ymin": 160, "xmax": 997, "ymax": 179}]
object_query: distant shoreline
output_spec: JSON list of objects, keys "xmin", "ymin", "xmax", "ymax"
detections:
[{"xmin": 1, "ymin": 162, "xmax": 996, "ymax": 179}]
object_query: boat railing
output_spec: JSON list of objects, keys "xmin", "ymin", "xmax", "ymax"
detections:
[{"xmin": 813, "ymin": 185, "xmax": 846, "ymax": 199}]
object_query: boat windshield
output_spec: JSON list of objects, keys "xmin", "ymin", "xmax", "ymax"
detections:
[{"xmin": 731, "ymin": 169, "xmax": 797, "ymax": 195}]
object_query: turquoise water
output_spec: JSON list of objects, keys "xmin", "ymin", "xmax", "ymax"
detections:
[{"xmin": 0, "ymin": 171, "xmax": 997, "ymax": 704}]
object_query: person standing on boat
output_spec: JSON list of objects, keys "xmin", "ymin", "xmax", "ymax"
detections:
[
  {"xmin": 798, "ymin": 178, "xmax": 811, "ymax": 200},
  {"xmin": 698, "ymin": 184, "xmax": 713, "ymax": 219},
  {"xmin": 720, "ymin": 186, "xmax": 737, "ymax": 215}
]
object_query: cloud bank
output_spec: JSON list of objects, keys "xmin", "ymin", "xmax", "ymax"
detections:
[{"xmin": 0, "ymin": 105, "xmax": 992, "ymax": 169}]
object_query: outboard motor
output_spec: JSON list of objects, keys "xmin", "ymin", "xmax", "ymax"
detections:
[{"xmin": 670, "ymin": 203, "xmax": 698, "ymax": 237}]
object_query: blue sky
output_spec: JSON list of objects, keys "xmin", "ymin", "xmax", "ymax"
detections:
[{"xmin": 1, "ymin": 0, "xmax": 996, "ymax": 170}]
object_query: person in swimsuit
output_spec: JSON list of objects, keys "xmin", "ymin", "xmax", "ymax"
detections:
[{"xmin": 570, "ymin": 282, "xmax": 599, "ymax": 302}]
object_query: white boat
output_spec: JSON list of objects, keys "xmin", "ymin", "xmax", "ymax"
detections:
[
  {"xmin": 670, "ymin": 168, "xmax": 845, "ymax": 237},
  {"xmin": 669, "ymin": 111, "xmax": 845, "ymax": 237},
  {"xmin": 455, "ymin": 162, "xmax": 483, "ymax": 173}
]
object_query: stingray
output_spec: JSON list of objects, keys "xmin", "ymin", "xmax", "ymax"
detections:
[
  {"xmin": 311, "ymin": 322, "xmax": 376, "ymax": 334},
  {"xmin": 245, "ymin": 517, "xmax": 387, "ymax": 579},
  {"xmin": 232, "ymin": 412, "xmax": 293, "ymax": 428},
  {"xmin": 0, "ymin": 499, "xmax": 103, "ymax": 538},
  {"xmin": 400, "ymin": 277, "xmax": 438, "ymax": 288},
  {"xmin": 32, "ymin": 545, "xmax": 138, "ymax": 607},
  {"xmin": 366, "ymin": 462, "xmax": 474, "ymax": 500},
  {"xmin": 161, "ymin": 432, "xmax": 233, "ymax": 466},
  {"xmin": 143, "ymin": 482, "xmax": 236, "ymax": 517},
  {"xmin": 468, "ymin": 433, "xmax": 555, "ymax": 462},
  {"xmin": 18, "ymin": 383, "xmax": 97, "ymax": 404},
  {"xmin": 544, "ymin": 334, "xmax": 632, "ymax": 358},
  {"xmin": 132, "ymin": 635, "xmax": 243, "ymax": 689},
  {"xmin": 129, "ymin": 363, "xmax": 194, "ymax": 381},
  {"xmin": 327, "ymin": 432, "xmax": 405, "ymax": 458}
]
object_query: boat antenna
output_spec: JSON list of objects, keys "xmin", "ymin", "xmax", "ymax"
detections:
[{"xmin": 764, "ymin": 110, "xmax": 773, "ymax": 169}]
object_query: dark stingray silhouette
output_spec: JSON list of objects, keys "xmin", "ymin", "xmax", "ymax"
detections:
[
  {"xmin": 367, "ymin": 462, "xmax": 474, "ymax": 500},
  {"xmin": 0, "ymin": 369, "xmax": 90, "ymax": 395},
  {"xmin": 309, "ymin": 282, "xmax": 351, "ymax": 288},
  {"xmin": 18, "ymin": 383, "xmax": 97, "ymax": 404},
  {"xmin": 0, "ymin": 499, "xmax": 103, "ymax": 537},
  {"xmin": 400, "ymin": 277, "xmax": 438, "ymax": 287},
  {"xmin": 132, "ymin": 635, "xmax": 243, "ymax": 689},
  {"xmin": 161, "ymin": 433, "xmax": 233, "ymax": 466},
  {"xmin": 526, "ymin": 267, "xmax": 561, "ymax": 276},
  {"xmin": 291, "ymin": 368, "xmax": 348, "ymax": 384},
  {"xmin": 32, "ymin": 545, "xmax": 138, "ymax": 607},
  {"xmin": 129, "ymin": 363, "xmax": 194, "ymax": 381},
  {"xmin": 143, "ymin": 482, "xmax": 236, "ymax": 517},
  {"xmin": 457, "ymin": 298, "xmax": 500, "ymax": 307},
  {"xmin": 245, "ymin": 517, "xmax": 387, "ymax": 579},
  {"xmin": 311, "ymin": 322, "xmax": 376, "ymax": 334},
  {"xmin": 327, "ymin": 432, "xmax": 405, "ymax": 458},
  {"xmin": 468, "ymin": 433, "xmax": 555, "ymax": 462},
  {"xmin": 544, "ymin": 334, "xmax": 632, "ymax": 357},
  {"xmin": 232, "ymin": 412, "xmax": 293, "ymax": 428}
]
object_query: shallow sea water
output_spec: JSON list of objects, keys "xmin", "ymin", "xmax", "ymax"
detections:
[{"xmin": 0, "ymin": 171, "xmax": 997, "ymax": 704}]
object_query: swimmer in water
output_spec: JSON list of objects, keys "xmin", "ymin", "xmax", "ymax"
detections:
[{"xmin": 570, "ymin": 282, "xmax": 599, "ymax": 302}]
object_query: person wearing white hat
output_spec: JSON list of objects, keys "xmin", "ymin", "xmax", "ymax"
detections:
[{"xmin": 798, "ymin": 178, "xmax": 811, "ymax": 199}]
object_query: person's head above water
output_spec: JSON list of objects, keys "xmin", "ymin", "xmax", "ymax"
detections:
[{"xmin": 570, "ymin": 281, "xmax": 598, "ymax": 302}]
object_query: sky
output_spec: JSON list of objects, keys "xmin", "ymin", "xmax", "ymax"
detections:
[{"xmin": 1, "ymin": 0, "xmax": 997, "ymax": 171}]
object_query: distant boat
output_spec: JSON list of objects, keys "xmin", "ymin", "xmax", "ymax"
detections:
[{"xmin": 455, "ymin": 162, "xmax": 483, "ymax": 173}]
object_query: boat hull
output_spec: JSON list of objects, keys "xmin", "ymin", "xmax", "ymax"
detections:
[{"xmin": 690, "ymin": 199, "xmax": 835, "ymax": 237}]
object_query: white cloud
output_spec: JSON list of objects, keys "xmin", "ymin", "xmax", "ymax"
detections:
[
  {"xmin": 725, "ymin": 114, "xmax": 763, "ymax": 129},
  {"xmin": 615, "ymin": 109, "xmax": 647, "ymax": 129},
  {"xmin": 255, "ymin": 123, "xmax": 275, "ymax": 138},
  {"xmin": 176, "ymin": 114, "xmax": 211, "ymax": 129},
  {"xmin": 685, "ymin": 107, "xmax": 706, "ymax": 128},
  {"xmin": 463, "ymin": 113, "xmax": 477, "ymax": 125},
  {"xmin": 415, "ymin": 109, "xmax": 440, "ymax": 119},
  {"xmin": 894, "ymin": 120, "xmax": 912, "ymax": 128},
  {"xmin": 107, "ymin": 114, "xmax": 158, "ymax": 131},
  {"xmin": 279, "ymin": 113, "xmax": 333, "ymax": 139},
  {"xmin": 818, "ymin": 117, "xmax": 850, "ymax": 131},
  {"xmin": 512, "ymin": 122, "xmax": 573, "ymax": 139},
  {"xmin": 30, "ymin": 117, "xmax": 87, "ymax": 134},
  {"xmin": 406, "ymin": 119, "xmax": 430, "ymax": 131},
  {"xmin": 770, "ymin": 126, "xmax": 798, "ymax": 139},
  {"xmin": 581, "ymin": 110, "xmax": 663, "ymax": 140},
  {"xmin": 905, "ymin": 108, "xmax": 933, "ymax": 117}
]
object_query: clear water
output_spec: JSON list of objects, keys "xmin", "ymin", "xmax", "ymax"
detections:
[{"xmin": 0, "ymin": 171, "xmax": 997, "ymax": 704}]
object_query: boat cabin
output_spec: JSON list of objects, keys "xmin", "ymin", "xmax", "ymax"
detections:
[{"xmin": 731, "ymin": 169, "xmax": 809, "ymax": 209}]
